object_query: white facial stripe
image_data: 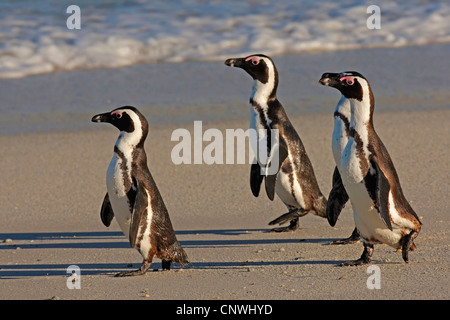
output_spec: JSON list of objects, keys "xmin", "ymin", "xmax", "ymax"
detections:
[
  {"xmin": 344, "ymin": 76, "xmax": 373, "ymax": 177},
  {"xmin": 251, "ymin": 57, "xmax": 276, "ymax": 110},
  {"xmin": 115, "ymin": 109, "xmax": 143, "ymax": 148},
  {"xmin": 112, "ymin": 110, "xmax": 144, "ymax": 191},
  {"xmin": 350, "ymin": 77, "xmax": 372, "ymax": 126}
]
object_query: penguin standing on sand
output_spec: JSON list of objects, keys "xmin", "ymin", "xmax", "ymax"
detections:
[
  {"xmin": 92, "ymin": 106, "xmax": 189, "ymax": 276},
  {"xmin": 225, "ymin": 54, "xmax": 327, "ymax": 232},
  {"xmin": 319, "ymin": 72, "xmax": 421, "ymax": 265},
  {"xmin": 320, "ymin": 73, "xmax": 360, "ymax": 245}
]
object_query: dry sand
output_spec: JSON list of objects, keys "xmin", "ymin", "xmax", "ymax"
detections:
[{"xmin": 0, "ymin": 108, "xmax": 448, "ymax": 301}]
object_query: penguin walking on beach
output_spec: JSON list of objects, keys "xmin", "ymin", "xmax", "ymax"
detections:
[
  {"xmin": 320, "ymin": 73, "xmax": 360, "ymax": 245},
  {"xmin": 225, "ymin": 54, "xmax": 327, "ymax": 232},
  {"xmin": 319, "ymin": 71, "xmax": 421, "ymax": 265},
  {"xmin": 92, "ymin": 106, "xmax": 189, "ymax": 276}
]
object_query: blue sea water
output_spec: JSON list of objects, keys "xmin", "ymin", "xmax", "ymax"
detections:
[
  {"xmin": 0, "ymin": 0, "xmax": 449, "ymax": 134},
  {"xmin": 0, "ymin": 0, "xmax": 449, "ymax": 78}
]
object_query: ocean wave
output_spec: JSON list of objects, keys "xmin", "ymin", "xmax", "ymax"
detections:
[{"xmin": 1, "ymin": 0, "xmax": 449, "ymax": 78}]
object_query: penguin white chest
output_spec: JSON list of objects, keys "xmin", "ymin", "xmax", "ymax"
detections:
[
  {"xmin": 332, "ymin": 117, "xmax": 348, "ymax": 166},
  {"xmin": 350, "ymin": 188, "xmax": 404, "ymax": 248},
  {"xmin": 250, "ymin": 107, "xmax": 270, "ymax": 149},
  {"xmin": 342, "ymin": 162, "xmax": 404, "ymax": 249},
  {"xmin": 249, "ymin": 107, "xmax": 272, "ymax": 170},
  {"xmin": 348, "ymin": 184, "xmax": 387, "ymax": 242},
  {"xmin": 340, "ymin": 138, "xmax": 366, "ymax": 184},
  {"xmin": 107, "ymin": 153, "xmax": 131, "ymax": 196},
  {"xmin": 332, "ymin": 97, "xmax": 351, "ymax": 165},
  {"xmin": 275, "ymin": 166, "xmax": 305, "ymax": 208},
  {"xmin": 106, "ymin": 154, "xmax": 133, "ymax": 238}
]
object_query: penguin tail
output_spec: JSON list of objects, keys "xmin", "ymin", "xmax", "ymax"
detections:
[
  {"xmin": 166, "ymin": 241, "xmax": 190, "ymax": 265},
  {"xmin": 313, "ymin": 194, "xmax": 328, "ymax": 218}
]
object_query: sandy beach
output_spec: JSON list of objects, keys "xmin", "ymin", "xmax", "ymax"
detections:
[{"xmin": 0, "ymin": 43, "xmax": 449, "ymax": 302}]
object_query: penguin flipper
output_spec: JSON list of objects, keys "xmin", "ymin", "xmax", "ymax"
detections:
[
  {"xmin": 265, "ymin": 175, "xmax": 277, "ymax": 201},
  {"xmin": 100, "ymin": 193, "xmax": 115, "ymax": 227},
  {"xmin": 128, "ymin": 180, "xmax": 148, "ymax": 248},
  {"xmin": 264, "ymin": 134, "xmax": 289, "ymax": 201},
  {"xmin": 370, "ymin": 158, "xmax": 393, "ymax": 231},
  {"xmin": 326, "ymin": 167, "xmax": 349, "ymax": 227},
  {"xmin": 250, "ymin": 162, "xmax": 264, "ymax": 197}
]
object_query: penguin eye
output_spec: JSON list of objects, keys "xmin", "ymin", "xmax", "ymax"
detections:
[
  {"xmin": 112, "ymin": 111, "xmax": 122, "ymax": 119},
  {"xmin": 245, "ymin": 57, "xmax": 260, "ymax": 66},
  {"xmin": 340, "ymin": 76, "xmax": 354, "ymax": 86}
]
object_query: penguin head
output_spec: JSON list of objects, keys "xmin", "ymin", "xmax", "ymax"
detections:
[
  {"xmin": 319, "ymin": 71, "xmax": 370, "ymax": 102},
  {"xmin": 225, "ymin": 54, "xmax": 278, "ymax": 100},
  {"xmin": 92, "ymin": 106, "xmax": 149, "ymax": 144}
]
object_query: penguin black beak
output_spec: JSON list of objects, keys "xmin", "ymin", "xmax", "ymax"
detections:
[
  {"xmin": 224, "ymin": 58, "xmax": 245, "ymax": 68},
  {"xmin": 91, "ymin": 112, "xmax": 112, "ymax": 123},
  {"xmin": 319, "ymin": 72, "xmax": 340, "ymax": 87}
]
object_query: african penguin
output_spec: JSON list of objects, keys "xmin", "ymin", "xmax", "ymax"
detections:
[
  {"xmin": 92, "ymin": 106, "xmax": 189, "ymax": 276},
  {"xmin": 320, "ymin": 72, "xmax": 421, "ymax": 265},
  {"xmin": 319, "ymin": 73, "xmax": 360, "ymax": 245},
  {"xmin": 225, "ymin": 54, "xmax": 327, "ymax": 232}
]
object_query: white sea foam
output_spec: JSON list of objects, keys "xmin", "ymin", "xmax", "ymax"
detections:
[{"xmin": 0, "ymin": 0, "xmax": 449, "ymax": 78}]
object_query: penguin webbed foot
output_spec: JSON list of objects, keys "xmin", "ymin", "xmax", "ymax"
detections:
[
  {"xmin": 268, "ymin": 208, "xmax": 306, "ymax": 232},
  {"xmin": 339, "ymin": 257, "xmax": 369, "ymax": 267},
  {"xmin": 339, "ymin": 243, "xmax": 373, "ymax": 267},
  {"xmin": 115, "ymin": 261, "xmax": 151, "ymax": 277},
  {"xmin": 269, "ymin": 217, "xmax": 299, "ymax": 233},
  {"xmin": 161, "ymin": 259, "xmax": 172, "ymax": 271},
  {"xmin": 330, "ymin": 228, "xmax": 360, "ymax": 245},
  {"xmin": 114, "ymin": 268, "xmax": 147, "ymax": 277},
  {"xmin": 401, "ymin": 230, "xmax": 419, "ymax": 263}
]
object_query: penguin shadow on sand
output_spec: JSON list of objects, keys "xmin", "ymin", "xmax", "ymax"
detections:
[
  {"xmin": 180, "ymin": 230, "xmax": 341, "ymax": 270},
  {"xmin": 0, "ymin": 231, "xmax": 129, "ymax": 278},
  {"xmin": 0, "ymin": 230, "xmax": 339, "ymax": 278}
]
